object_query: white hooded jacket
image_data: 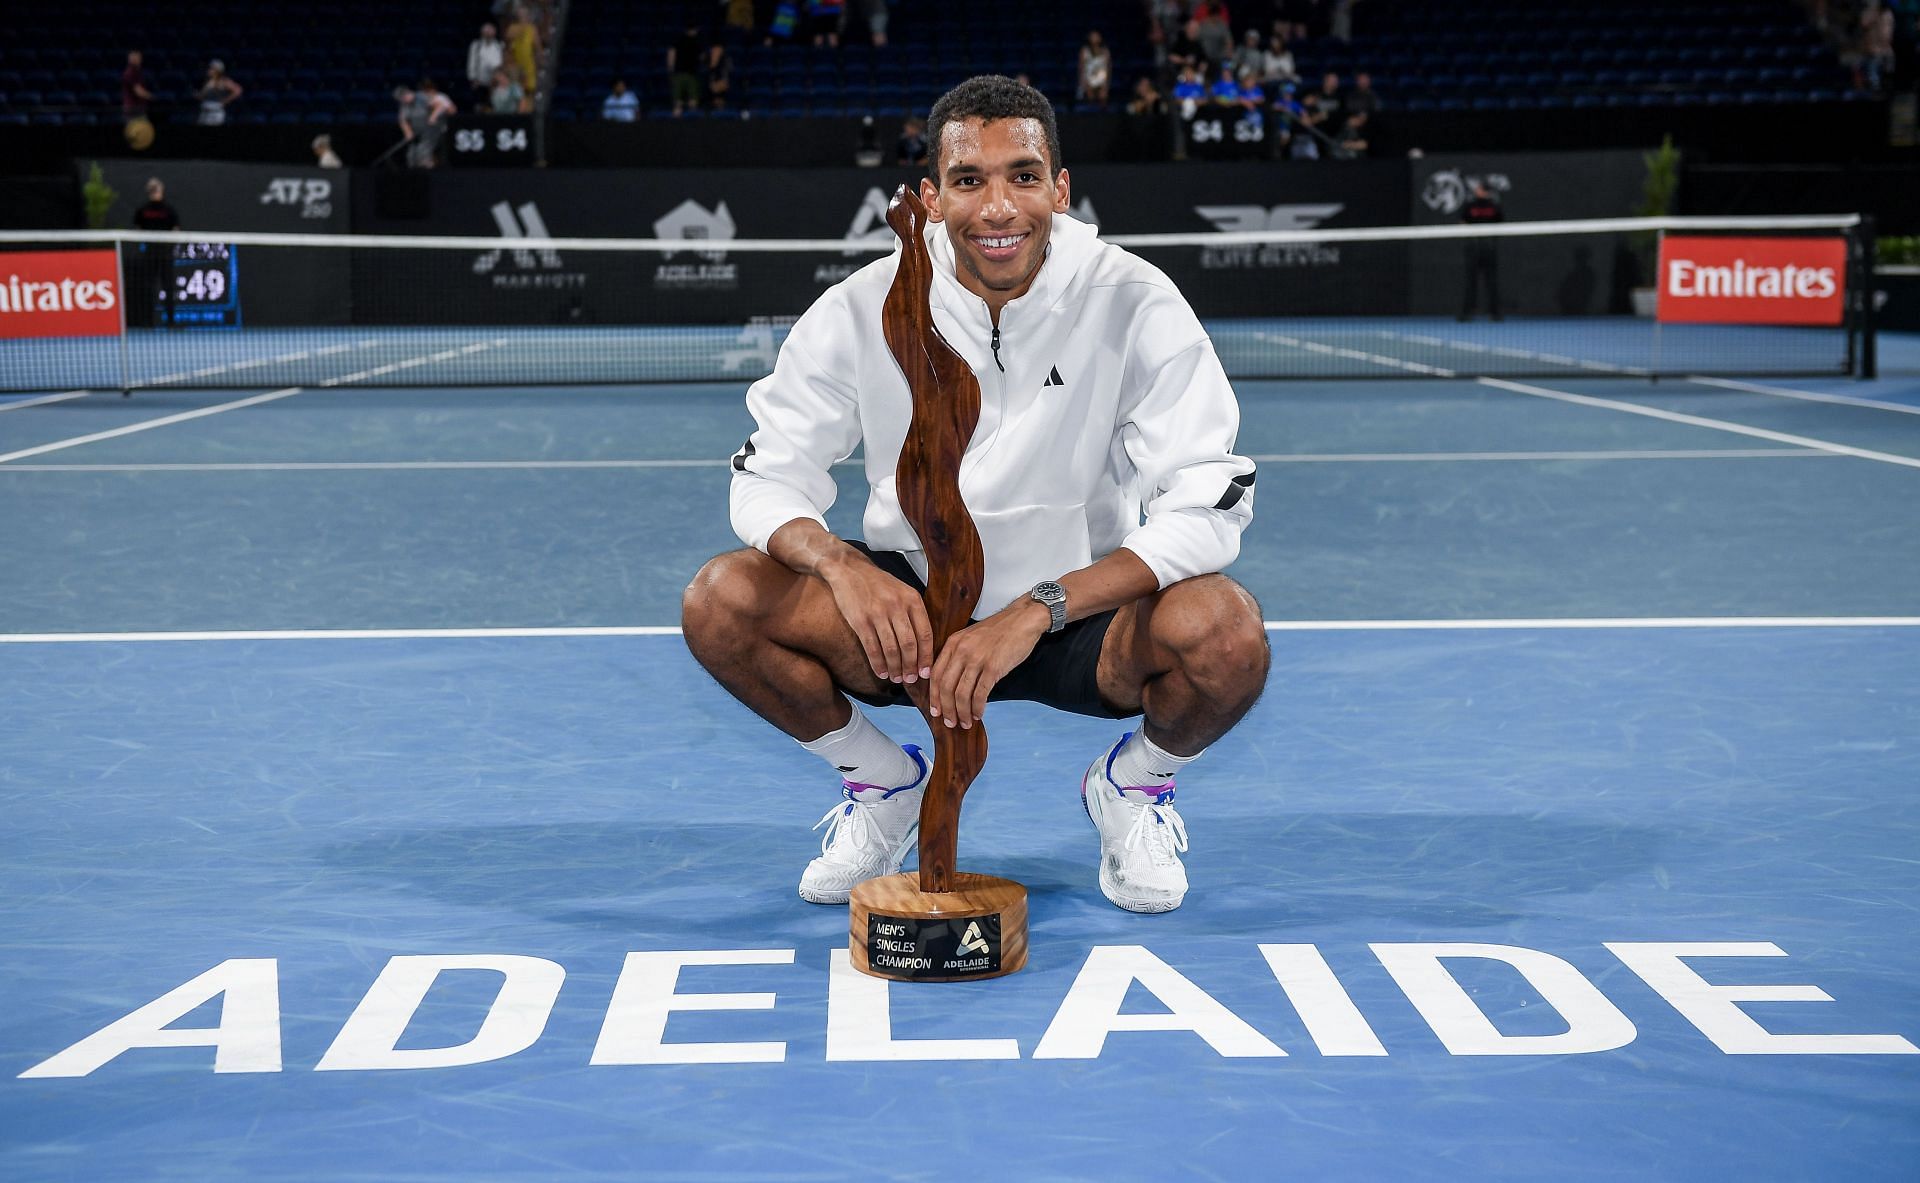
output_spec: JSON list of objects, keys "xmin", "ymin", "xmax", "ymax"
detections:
[{"xmin": 729, "ymin": 210, "xmax": 1256, "ymax": 617}]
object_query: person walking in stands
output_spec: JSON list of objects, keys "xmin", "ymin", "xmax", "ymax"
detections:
[
  {"xmin": 195, "ymin": 60, "xmax": 242, "ymax": 126},
  {"xmin": 1460, "ymin": 178, "xmax": 1504, "ymax": 321},
  {"xmin": 683, "ymin": 76, "xmax": 1267, "ymax": 916},
  {"xmin": 705, "ymin": 39, "xmax": 734, "ymax": 112},
  {"xmin": 121, "ymin": 50, "xmax": 153, "ymax": 123},
  {"xmin": 129, "ymin": 178, "xmax": 180, "ymax": 328},
  {"xmin": 467, "ymin": 23, "xmax": 504, "ymax": 100},
  {"xmin": 505, "ymin": 6, "xmax": 541, "ymax": 91},
  {"xmin": 668, "ymin": 23, "xmax": 702, "ymax": 116}
]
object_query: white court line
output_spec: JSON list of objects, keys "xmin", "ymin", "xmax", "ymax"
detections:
[
  {"xmin": 1479, "ymin": 378, "xmax": 1920, "ymax": 471},
  {"xmin": 318, "ymin": 338, "xmax": 507, "ymax": 387},
  {"xmin": 1687, "ymin": 375, "xmax": 1920, "ymax": 417},
  {"xmin": 1255, "ymin": 332, "xmax": 1456, "ymax": 377},
  {"xmin": 1244, "ymin": 449, "xmax": 1836, "ymax": 463},
  {"xmin": 0, "ymin": 390, "xmax": 87, "ymax": 413},
  {"xmin": 0, "ymin": 459, "xmax": 730, "ymax": 472},
  {"xmin": 1372, "ymin": 330, "xmax": 1648, "ymax": 377},
  {"xmin": 141, "ymin": 339, "xmax": 379, "ymax": 387},
  {"xmin": 0, "ymin": 388, "xmax": 305, "ymax": 465},
  {"xmin": 0, "ymin": 449, "xmax": 1842, "ymax": 474},
  {"xmin": 4, "ymin": 618, "xmax": 1919, "ymax": 643}
]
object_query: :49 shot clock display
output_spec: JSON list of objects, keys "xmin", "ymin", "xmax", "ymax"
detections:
[{"xmin": 163, "ymin": 242, "xmax": 241, "ymax": 328}]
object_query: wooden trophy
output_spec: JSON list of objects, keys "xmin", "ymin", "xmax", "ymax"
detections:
[{"xmin": 847, "ymin": 185, "xmax": 1029, "ymax": 982}]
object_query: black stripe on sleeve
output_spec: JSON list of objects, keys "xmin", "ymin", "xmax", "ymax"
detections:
[
  {"xmin": 731, "ymin": 439, "xmax": 757, "ymax": 473},
  {"xmin": 1211, "ymin": 467, "xmax": 1256, "ymax": 511}
]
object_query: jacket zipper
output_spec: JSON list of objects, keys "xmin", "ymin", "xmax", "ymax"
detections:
[{"xmin": 989, "ymin": 324, "xmax": 1004, "ymax": 372}]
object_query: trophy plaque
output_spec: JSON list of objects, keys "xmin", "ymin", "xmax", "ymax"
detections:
[{"xmin": 847, "ymin": 185, "xmax": 1028, "ymax": 982}]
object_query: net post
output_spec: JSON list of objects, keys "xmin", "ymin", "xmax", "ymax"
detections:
[
  {"xmin": 113, "ymin": 232, "xmax": 131, "ymax": 397},
  {"xmin": 1854, "ymin": 216, "xmax": 1878, "ymax": 381}
]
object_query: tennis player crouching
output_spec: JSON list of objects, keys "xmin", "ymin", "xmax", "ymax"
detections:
[{"xmin": 683, "ymin": 75, "xmax": 1268, "ymax": 914}]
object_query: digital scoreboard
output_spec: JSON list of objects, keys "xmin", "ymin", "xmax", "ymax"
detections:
[{"xmin": 164, "ymin": 242, "xmax": 241, "ymax": 328}]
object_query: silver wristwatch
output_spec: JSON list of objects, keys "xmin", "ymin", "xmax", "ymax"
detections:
[{"xmin": 1029, "ymin": 580, "xmax": 1067, "ymax": 634}]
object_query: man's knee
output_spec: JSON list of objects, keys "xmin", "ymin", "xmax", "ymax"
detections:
[
  {"xmin": 682, "ymin": 548, "xmax": 785, "ymax": 654},
  {"xmin": 1150, "ymin": 575, "xmax": 1270, "ymax": 697}
]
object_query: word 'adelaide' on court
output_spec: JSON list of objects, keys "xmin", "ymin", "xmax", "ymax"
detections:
[{"xmin": 18, "ymin": 941, "xmax": 1916, "ymax": 1077}]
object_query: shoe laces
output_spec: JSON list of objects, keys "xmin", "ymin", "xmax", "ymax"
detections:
[
  {"xmin": 813, "ymin": 798, "xmax": 885, "ymax": 861},
  {"xmin": 1120, "ymin": 792, "xmax": 1189, "ymax": 867}
]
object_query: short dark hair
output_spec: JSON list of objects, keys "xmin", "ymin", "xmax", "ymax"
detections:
[{"xmin": 925, "ymin": 75, "xmax": 1062, "ymax": 184}]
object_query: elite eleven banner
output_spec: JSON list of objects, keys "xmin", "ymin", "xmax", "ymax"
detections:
[
  {"xmin": 0, "ymin": 250, "xmax": 123, "ymax": 339},
  {"xmin": 1657, "ymin": 236, "xmax": 1847, "ymax": 326}
]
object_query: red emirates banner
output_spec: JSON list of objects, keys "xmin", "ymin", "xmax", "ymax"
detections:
[
  {"xmin": 1657, "ymin": 236, "xmax": 1847, "ymax": 326},
  {"xmin": 0, "ymin": 250, "xmax": 124, "ymax": 339}
]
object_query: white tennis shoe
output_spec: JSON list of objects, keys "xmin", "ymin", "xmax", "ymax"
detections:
[
  {"xmin": 1082, "ymin": 732, "xmax": 1190, "ymax": 913},
  {"xmin": 798, "ymin": 745, "xmax": 929, "ymax": 904}
]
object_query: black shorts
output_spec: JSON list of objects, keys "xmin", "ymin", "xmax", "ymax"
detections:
[{"xmin": 842, "ymin": 542, "xmax": 1134, "ymax": 720}]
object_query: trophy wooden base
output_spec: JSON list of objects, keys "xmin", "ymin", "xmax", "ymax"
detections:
[{"xmin": 849, "ymin": 872, "xmax": 1028, "ymax": 982}]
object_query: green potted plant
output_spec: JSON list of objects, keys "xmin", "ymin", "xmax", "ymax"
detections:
[
  {"xmin": 81, "ymin": 162, "xmax": 118, "ymax": 231},
  {"xmin": 1631, "ymin": 134, "xmax": 1679, "ymax": 317}
]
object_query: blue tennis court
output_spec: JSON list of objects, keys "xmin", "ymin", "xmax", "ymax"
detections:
[{"xmin": 4, "ymin": 334, "xmax": 1918, "ymax": 1180}]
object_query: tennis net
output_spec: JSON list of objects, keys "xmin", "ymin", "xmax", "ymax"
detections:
[{"xmin": 0, "ymin": 215, "xmax": 1870, "ymax": 393}]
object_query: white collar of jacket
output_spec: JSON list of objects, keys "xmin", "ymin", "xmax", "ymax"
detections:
[{"xmin": 918, "ymin": 210, "xmax": 1099, "ymax": 320}]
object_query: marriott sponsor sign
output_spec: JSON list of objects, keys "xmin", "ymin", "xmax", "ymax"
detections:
[
  {"xmin": 0, "ymin": 250, "xmax": 122, "ymax": 339},
  {"xmin": 1657, "ymin": 236, "xmax": 1847, "ymax": 326}
]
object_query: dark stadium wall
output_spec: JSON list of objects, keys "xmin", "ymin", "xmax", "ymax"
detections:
[
  {"xmin": 345, "ymin": 161, "xmax": 1412, "ymax": 325},
  {"xmin": 1409, "ymin": 150, "xmax": 1650, "ymax": 317},
  {"xmin": 72, "ymin": 159, "xmax": 353, "ymax": 328}
]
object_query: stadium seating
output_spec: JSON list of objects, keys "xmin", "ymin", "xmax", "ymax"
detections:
[{"xmin": 0, "ymin": 0, "xmax": 1875, "ymax": 128}]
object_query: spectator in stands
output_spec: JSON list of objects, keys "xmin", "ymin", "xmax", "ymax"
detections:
[
  {"xmin": 195, "ymin": 60, "xmax": 242, "ymax": 126},
  {"xmin": 1128, "ymin": 75, "xmax": 1169, "ymax": 117},
  {"xmin": 129, "ymin": 178, "xmax": 180, "ymax": 328},
  {"xmin": 395, "ymin": 79, "xmax": 456, "ymax": 169},
  {"xmin": 1336, "ymin": 109, "xmax": 1369, "ymax": 157},
  {"xmin": 602, "ymin": 78, "xmax": 637, "ymax": 121},
  {"xmin": 896, "ymin": 116, "xmax": 928, "ymax": 165},
  {"xmin": 491, "ymin": 67, "xmax": 528, "ymax": 113},
  {"xmin": 1209, "ymin": 62, "xmax": 1243, "ymax": 107},
  {"xmin": 1460, "ymin": 178, "xmax": 1503, "ymax": 321},
  {"xmin": 1078, "ymin": 31, "xmax": 1114, "ymax": 107},
  {"xmin": 1261, "ymin": 33, "xmax": 1297, "ymax": 88},
  {"xmin": 467, "ymin": 23, "xmax": 504, "ymax": 100},
  {"xmin": 1236, "ymin": 66, "xmax": 1267, "ymax": 124},
  {"xmin": 1858, "ymin": 2, "xmax": 1896, "ymax": 91},
  {"xmin": 705, "ymin": 41, "xmax": 734, "ymax": 112},
  {"xmin": 121, "ymin": 50, "xmax": 153, "ymax": 124},
  {"xmin": 1195, "ymin": 2, "xmax": 1235, "ymax": 66},
  {"xmin": 505, "ymin": 6, "xmax": 541, "ymax": 91},
  {"xmin": 1233, "ymin": 30, "xmax": 1266, "ymax": 80},
  {"xmin": 766, "ymin": 2, "xmax": 800, "ymax": 44},
  {"xmin": 1166, "ymin": 19, "xmax": 1205, "ymax": 84},
  {"xmin": 725, "ymin": 0, "xmax": 757, "ymax": 38},
  {"xmin": 854, "ymin": 0, "xmax": 890, "ymax": 47},
  {"xmin": 1172, "ymin": 62, "xmax": 1208, "ymax": 119},
  {"xmin": 1346, "ymin": 70, "xmax": 1380, "ymax": 121},
  {"xmin": 312, "ymin": 134, "xmax": 343, "ymax": 168},
  {"xmin": 1330, "ymin": 0, "xmax": 1357, "ymax": 42},
  {"xmin": 1314, "ymin": 71, "xmax": 1345, "ymax": 134},
  {"xmin": 806, "ymin": 0, "xmax": 846, "ymax": 48},
  {"xmin": 1289, "ymin": 89, "xmax": 1326, "ymax": 158},
  {"xmin": 669, "ymin": 23, "xmax": 703, "ymax": 116}
]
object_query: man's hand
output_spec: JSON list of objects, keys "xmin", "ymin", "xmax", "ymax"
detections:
[
  {"xmin": 818, "ymin": 552, "xmax": 935, "ymax": 686},
  {"xmin": 927, "ymin": 598, "xmax": 1050, "ymax": 729},
  {"xmin": 768, "ymin": 519, "xmax": 934, "ymax": 685}
]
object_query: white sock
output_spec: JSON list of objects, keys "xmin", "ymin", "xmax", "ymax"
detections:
[
  {"xmin": 800, "ymin": 702, "xmax": 919, "ymax": 790},
  {"xmin": 1106, "ymin": 730, "xmax": 1201, "ymax": 789}
]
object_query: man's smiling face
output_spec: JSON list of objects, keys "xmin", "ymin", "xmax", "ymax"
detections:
[{"xmin": 921, "ymin": 116, "xmax": 1071, "ymax": 313}]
